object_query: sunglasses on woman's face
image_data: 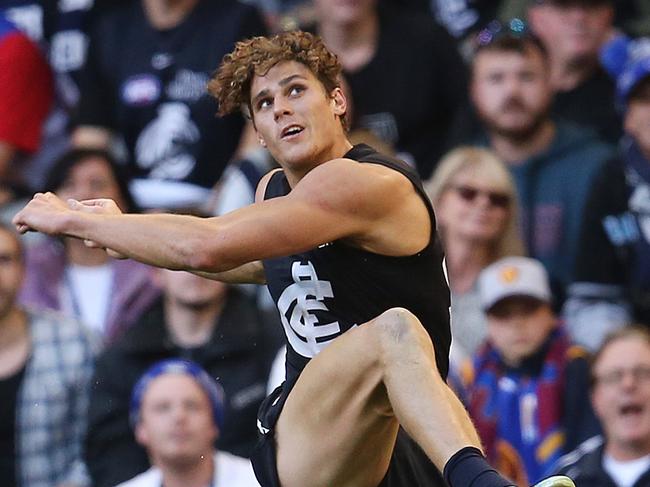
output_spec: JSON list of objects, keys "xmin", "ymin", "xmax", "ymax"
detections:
[{"xmin": 453, "ymin": 185, "xmax": 511, "ymax": 208}]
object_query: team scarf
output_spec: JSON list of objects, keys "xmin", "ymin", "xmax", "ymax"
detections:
[{"xmin": 463, "ymin": 328, "xmax": 573, "ymax": 485}]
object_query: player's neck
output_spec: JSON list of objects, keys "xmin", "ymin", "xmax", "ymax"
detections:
[
  {"xmin": 143, "ymin": 0, "xmax": 199, "ymax": 30},
  {"xmin": 283, "ymin": 136, "xmax": 353, "ymax": 189}
]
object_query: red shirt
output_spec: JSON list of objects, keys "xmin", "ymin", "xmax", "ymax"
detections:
[{"xmin": 0, "ymin": 27, "xmax": 53, "ymax": 153}]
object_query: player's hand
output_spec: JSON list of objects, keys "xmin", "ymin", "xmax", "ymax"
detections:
[
  {"xmin": 70, "ymin": 198, "xmax": 128, "ymax": 259},
  {"xmin": 13, "ymin": 192, "xmax": 72, "ymax": 235}
]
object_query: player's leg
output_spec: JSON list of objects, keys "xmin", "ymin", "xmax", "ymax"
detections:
[{"xmin": 274, "ymin": 307, "xmax": 485, "ymax": 487}]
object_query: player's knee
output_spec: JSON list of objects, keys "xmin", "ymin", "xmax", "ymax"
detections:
[{"xmin": 373, "ymin": 307, "xmax": 430, "ymax": 353}]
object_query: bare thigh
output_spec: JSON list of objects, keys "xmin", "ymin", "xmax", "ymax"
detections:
[{"xmin": 275, "ymin": 317, "xmax": 401, "ymax": 487}]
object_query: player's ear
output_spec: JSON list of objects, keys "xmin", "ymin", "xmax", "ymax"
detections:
[
  {"xmin": 258, "ymin": 136, "xmax": 267, "ymax": 148},
  {"xmin": 331, "ymin": 87, "xmax": 347, "ymax": 117}
]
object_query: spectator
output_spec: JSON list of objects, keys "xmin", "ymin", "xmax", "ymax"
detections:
[
  {"xmin": 425, "ymin": 146, "xmax": 524, "ymax": 367},
  {"xmin": 117, "ymin": 359, "xmax": 258, "ymax": 487},
  {"xmin": 0, "ymin": 13, "xmax": 53, "ymax": 207},
  {"xmin": 73, "ymin": 0, "xmax": 267, "ymax": 210},
  {"xmin": 458, "ymin": 256, "xmax": 599, "ymax": 485},
  {"xmin": 1, "ymin": 1, "xmax": 126, "ymax": 193},
  {"xmin": 308, "ymin": 0, "xmax": 468, "ymax": 178},
  {"xmin": 528, "ymin": 0, "xmax": 622, "ymax": 144},
  {"xmin": 564, "ymin": 36, "xmax": 650, "ymax": 351},
  {"xmin": 19, "ymin": 148, "xmax": 160, "ymax": 342},
  {"xmin": 86, "ymin": 270, "xmax": 280, "ymax": 487},
  {"xmin": 468, "ymin": 24, "xmax": 614, "ymax": 302},
  {"xmin": 0, "ymin": 221, "xmax": 97, "ymax": 487},
  {"xmin": 554, "ymin": 326, "xmax": 650, "ymax": 487}
]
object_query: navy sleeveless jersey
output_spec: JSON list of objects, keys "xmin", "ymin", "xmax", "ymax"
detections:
[{"xmin": 262, "ymin": 144, "xmax": 451, "ymax": 386}]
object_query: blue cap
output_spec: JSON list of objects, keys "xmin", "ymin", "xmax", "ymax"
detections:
[
  {"xmin": 600, "ymin": 35, "xmax": 650, "ymax": 107},
  {"xmin": 129, "ymin": 359, "xmax": 225, "ymax": 430}
]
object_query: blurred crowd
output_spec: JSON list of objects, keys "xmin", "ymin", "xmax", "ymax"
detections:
[{"xmin": 1, "ymin": 0, "xmax": 649, "ymax": 486}]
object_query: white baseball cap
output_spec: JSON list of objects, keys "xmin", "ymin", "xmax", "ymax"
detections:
[{"xmin": 478, "ymin": 257, "xmax": 552, "ymax": 311}]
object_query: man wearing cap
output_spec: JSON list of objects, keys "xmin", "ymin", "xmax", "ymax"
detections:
[
  {"xmin": 117, "ymin": 358, "xmax": 259, "ymax": 487},
  {"xmin": 565, "ymin": 36, "xmax": 650, "ymax": 351},
  {"xmin": 528, "ymin": 0, "xmax": 621, "ymax": 143},
  {"xmin": 456, "ymin": 257, "xmax": 600, "ymax": 485}
]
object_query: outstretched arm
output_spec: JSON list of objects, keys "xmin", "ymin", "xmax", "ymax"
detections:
[{"xmin": 13, "ymin": 159, "xmax": 428, "ymax": 276}]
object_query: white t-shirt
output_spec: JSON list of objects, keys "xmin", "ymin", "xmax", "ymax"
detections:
[
  {"xmin": 603, "ymin": 453, "xmax": 650, "ymax": 487},
  {"xmin": 61, "ymin": 263, "xmax": 114, "ymax": 334},
  {"xmin": 115, "ymin": 451, "xmax": 259, "ymax": 487}
]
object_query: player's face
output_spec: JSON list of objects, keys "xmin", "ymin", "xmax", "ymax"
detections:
[
  {"xmin": 0, "ymin": 230, "xmax": 23, "ymax": 320},
  {"xmin": 436, "ymin": 167, "xmax": 511, "ymax": 245},
  {"xmin": 250, "ymin": 61, "xmax": 348, "ymax": 176},
  {"xmin": 135, "ymin": 374, "xmax": 218, "ymax": 468},
  {"xmin": 530, "ymin": 3, "xmax": 613, "ymax": 63},
  {"xmin": 56, "ymin": 157, "xmax": 126, "ymax": 210},
  {"xmin": 471, "ymin": 48, "xmax": 552, "ymax": 140},
  {"xmin": 591, "ymin": 337, "xmax": 650, "ymax": 452},
  {"xmin": 486, "ymin": 298, "xmax": 556, "ymax": 367}
]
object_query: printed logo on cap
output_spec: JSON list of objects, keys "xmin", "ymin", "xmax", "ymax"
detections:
[{"xmin": 500, "ymin": 266, "xmax": 519, "ymax": 283}]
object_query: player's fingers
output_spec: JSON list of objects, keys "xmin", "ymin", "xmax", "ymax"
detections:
[{"xmin": 16, "ymin": 223, "xmax": 30, "ymax": 234}]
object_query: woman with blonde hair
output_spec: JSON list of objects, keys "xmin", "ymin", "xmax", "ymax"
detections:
[{"xmin": 426, "ymin": 146, "xmax": 525, "ymax": 367}]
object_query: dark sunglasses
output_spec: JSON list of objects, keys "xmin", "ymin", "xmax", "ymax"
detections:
[{"xmin": 453, "ymin": 185, "xmax": 511, "ymax": 208}]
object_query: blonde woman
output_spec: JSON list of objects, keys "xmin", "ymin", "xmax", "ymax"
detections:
[{"xmin": 426, "ymin": 147, "xmax": 525, "ymax": 368}]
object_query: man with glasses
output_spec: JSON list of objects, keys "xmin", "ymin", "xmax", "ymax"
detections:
[{"xmin": 554, "ymin": 326, "xmax": 650, "ymax": 486}]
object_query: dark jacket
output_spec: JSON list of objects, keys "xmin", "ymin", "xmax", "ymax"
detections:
[
  {"xmin": 555, "ymin": 436, "xmax": 650, "ymax": 487},
  {"xmin": 566, "ymin": 138, "xmax": 650, "ymax": 351},
  {"xmin": 85, "ymin": 288, "xmax": 282, "ymax": 487}
]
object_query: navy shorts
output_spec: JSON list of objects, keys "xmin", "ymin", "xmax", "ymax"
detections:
[
  {"xmin": 250, "ymin": 384, "xmax": 448, "ymax": 487},
  {"xmin": 251, "ymin": 384, "xmax": 287, "ymax": 487}
]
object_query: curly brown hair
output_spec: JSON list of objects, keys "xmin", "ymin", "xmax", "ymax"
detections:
[{"xmin": 208, "ymin": 31, "xmax": 344, "ymax": 124}]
